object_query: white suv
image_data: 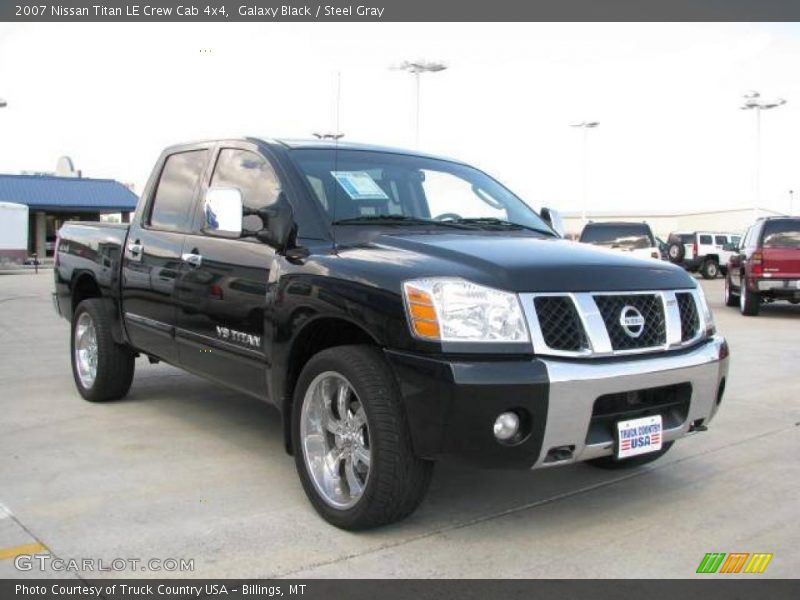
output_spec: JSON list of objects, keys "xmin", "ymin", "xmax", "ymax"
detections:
[{"xmin": 666, "ymin": 231, "xmax": 741, "ymax": 279}]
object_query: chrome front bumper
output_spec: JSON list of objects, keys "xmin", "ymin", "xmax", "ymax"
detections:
[{"xmin": 532, "ymin": 336, "xmax": 728, "ymax": 469}]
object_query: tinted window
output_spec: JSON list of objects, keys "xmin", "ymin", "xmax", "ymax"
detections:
[
  {"xmin": 714, "ymin": 235, "xmax": 727, "ymax": 245},
  {"xmin": 210, "ymin": 149, "xmax": 282, "ymax": 233},
  {"xmin": 731, "ymin": 236, "xmax": 741, "ymax": 246},
  {"xmin": 678, "ymin": 234, "xmax": 694, "ymax": 243},
  {"xmin": 699, "ymin": 235, "xmax": 713, "ymax": 244},
  {"xmin": 579, "ymin": 223, "xmax": 655, "ymax": 249},
  {"xmin": 761, "ymin": 219, "xmax": 800, "ymax": 249},
  {"xmin": 150, "ymin": 150, "xmax": 208, "ymax": 232}
]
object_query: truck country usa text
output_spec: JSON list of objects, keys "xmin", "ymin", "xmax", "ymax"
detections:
[{"xmin": 239, "ymin": 5, "xmax": 386, "ymax": 17}]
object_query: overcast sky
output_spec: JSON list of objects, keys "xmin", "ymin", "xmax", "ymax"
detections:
[{"xmin": 0, "ymin": 22, "xmax": 799, "ymax": 215}]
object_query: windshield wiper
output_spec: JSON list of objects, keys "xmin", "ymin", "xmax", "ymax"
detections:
[
  {"xmin": 332, "ymin": 215, "xmax": 476, "ymax": 229},
  {"xmin": 448, "ymin": 217, "xmax": 557, "ymax": 236}
]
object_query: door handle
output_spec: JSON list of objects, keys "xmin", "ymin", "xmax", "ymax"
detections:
[
  {"xmin": 181, "ymin": 253, "xmax": 203, "ymax": 268},
  {"xmin": 127, "ymin": 242, "xmax": 143, "ymax": 261}
]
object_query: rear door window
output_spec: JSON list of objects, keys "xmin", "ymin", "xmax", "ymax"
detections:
[
  {"xmin": 699, "ymin": 234, "xmax": 713, "ymax": 245},
  {"xmin": 714, "ymin": 235, "xmax": 727, "ymax": 245},
  {"xmin": 149, "ymin": 150, "xmax": 209, "ymax": 232},
  {"xmin": 580, "ymin": 224, "xmax": 654, "ymax": 249},
  {"xmin": 761, "ymin": 220, "xmax": 800, "ymax": 248}
]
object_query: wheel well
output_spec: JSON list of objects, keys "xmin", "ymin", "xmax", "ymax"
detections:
[
  {"xmin": 71, "ymin": 274, "xmax": 101, "ymax": 315},
  {"xmin": 704, "ymin": 255, "xmax": 719, "ymax": 264},
  {"xmin": 282, "ymin": 318, "xmax": 378, "ymax": 453}
]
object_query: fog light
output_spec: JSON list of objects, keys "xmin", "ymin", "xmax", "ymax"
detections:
[{"xmin": 493, "ymin": 412, "xmax": 520, "ymax": 441}]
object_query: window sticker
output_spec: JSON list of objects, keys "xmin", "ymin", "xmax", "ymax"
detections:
[{"xmin": 331, "ymin": 171, "xmax": 389, "ymax": 200}]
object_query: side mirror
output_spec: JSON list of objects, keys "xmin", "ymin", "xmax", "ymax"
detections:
[
  {"xmin": 247, "ymin": 192, "xmax": 297, "ymax": 251},
  {"xmin": 540, "ymin": 207, "xmax": 565, "ymax": 237},
  {"xmin": 203, "ymin": 187, "xmax": 243, "ymax": 238}
]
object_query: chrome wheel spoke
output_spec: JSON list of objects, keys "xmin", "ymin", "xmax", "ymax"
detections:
[
  {"xmin": 336, "ymin": 381, "xmax": 351, "ymax": 423},
  {"xmin": 353, "ymin": 444, "xmax": 371, "ymax": 468},
  {"xmin": 344, "ymin": 455, "xmax": 364, "ymax": 497}
]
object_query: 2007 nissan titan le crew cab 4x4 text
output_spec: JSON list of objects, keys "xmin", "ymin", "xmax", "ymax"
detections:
[{"xmin": 54, "ymin": 139, "xmax": 730, "ymax": 529}]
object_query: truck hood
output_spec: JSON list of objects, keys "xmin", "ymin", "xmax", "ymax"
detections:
[{"xmin": 335, "ymin": 232, "xmax": 695, "ymax": 293}]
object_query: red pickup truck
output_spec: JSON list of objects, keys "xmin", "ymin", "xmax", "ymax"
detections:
[{"xmin": 725, "ymin": 217, "xmax": 800, "ymax": 316}]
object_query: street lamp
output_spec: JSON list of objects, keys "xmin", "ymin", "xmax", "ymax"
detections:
[
  {"xmin": 740, "ymin": 91, "xmax": 787, "ymax": 220},
  {"xmin": 789, "ymin": 190, "xmax": 795, "ymax": 216},
  {"xmin": 571, "ymin": 121, "xmax": 600, "ymax": 223},
  {"xmin": 391, "ymin": 60, "xmax": 447, "ymax": 147}
]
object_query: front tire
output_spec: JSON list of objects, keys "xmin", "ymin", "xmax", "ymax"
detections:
[
  {"xmin": 292, "ymin": 345, "xmax": 433, "ymax": 530},
  {"xmin": 586, "ymin": 442, "xmax": 673, "ymax": 470},
  {"xmin": 71, "ymin": 299, "xmax": 135, "ymax": 402},
  {"xmin": 724, "ymin": 273, "xmax": 739, "ymax": 307}
]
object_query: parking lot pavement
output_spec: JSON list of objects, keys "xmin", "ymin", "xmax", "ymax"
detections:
[{"xmin": 0, "ymin": 273, "xmax": 798, "ymax": 579}]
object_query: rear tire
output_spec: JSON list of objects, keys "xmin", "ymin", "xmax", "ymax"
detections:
[
  {"xmin": 71, "ymin": 298, "xmax": 135, "ymax": 402},
  {"xmin": 724, "ymin": 273, "xmax": 739, "ymax": 307},
  {"xmin": 740, "ymin": 280, "xmax": 760, "ymax": 316},
  {"xmin": 292, "ymin": 345, "xmax": 433, "ymax": 530},
  {"xmin": 586, "ymin": 442, "xmax": 673, "ymax": 470},
  {"xmin": 701, "ymin": 259, "xmax": 719, "ymax": 279}
]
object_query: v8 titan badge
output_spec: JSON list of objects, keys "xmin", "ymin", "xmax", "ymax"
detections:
[{"xmin": 617, "ymin": 414, "xmax": 663, "ymax": 459}]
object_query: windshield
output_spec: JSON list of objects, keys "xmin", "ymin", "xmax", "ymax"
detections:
[
  {"xmin": 289, "ymin": 149, "xmax": 553, "ymax": 234},
  {"xmin": 580, "ymin": 223, "xmax": 655, "ymax": 250}
]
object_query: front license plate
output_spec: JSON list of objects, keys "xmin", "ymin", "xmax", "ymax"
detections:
[{"xmin": 617, "ymin": 415, "xmax": 663, "ymax": 459}]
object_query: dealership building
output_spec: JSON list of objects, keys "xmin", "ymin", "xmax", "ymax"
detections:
[{"xmin": 0, "ymin": 162, "xmax": 137, "ymax": 262}]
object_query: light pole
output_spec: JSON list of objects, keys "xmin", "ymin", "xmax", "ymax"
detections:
[
  {"xmin": 392, "ymin": 60, "xmax": 447, "ymax": 147},
  {"xmin": 789, "ymin": 190, "xmax": 795, "ymax": 216},
  {"xmin": 740, "ymin": 91, "xmax": 787, "ymax": 220},
  {"xmin": 571, "ymin": 121, "xmax": 600, "ymax": 223}
]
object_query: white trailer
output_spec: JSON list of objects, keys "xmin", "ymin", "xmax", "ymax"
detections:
[{"xmin": 0, "ymin": 201, "xmax": 29, "ymax": 264}]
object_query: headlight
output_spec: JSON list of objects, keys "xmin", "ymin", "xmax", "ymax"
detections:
[
  {"xmin": 402, "ymin": 278, "xmax": 530, "ymax": 343},
  {"xmin": 695, "ymin": 285, "xmax": 716, "ymax": 336}
]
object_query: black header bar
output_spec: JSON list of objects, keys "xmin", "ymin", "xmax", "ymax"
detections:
[{"xmin": 4, "ymin": 0, "xmax": 800, "ymax": 22}]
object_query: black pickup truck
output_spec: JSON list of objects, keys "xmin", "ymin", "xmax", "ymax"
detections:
[{"xmin": 54, "ymin": 139, "xmax": 729, "ymax": 529}]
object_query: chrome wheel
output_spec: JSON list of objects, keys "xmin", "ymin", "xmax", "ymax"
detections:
[
  {"xmin": 740, "ymin": 283, "xmax": 746, "ymax": 312},
  {"xmin": 300, "ymin": 372, "xmax": 371, "ymax": 509},
  {"xmin": 74, "ymin": 312, "xmax": 98, "ymax": 389}
]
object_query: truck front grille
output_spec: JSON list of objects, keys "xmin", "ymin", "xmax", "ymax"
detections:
[
  {"xmin": 521, "ymin": 289, "xmax": 706, "ymax": 358},
  {"xmin": 676, "ymin": 292, "xmax": 700, "ymax": 341},
  {"xmin": 593, "ymin": 293, "xmax": 666, "ymax": 351},
  {"xmin": 533, "ymin": 296, "xmax": 588, "ymax": 352}
]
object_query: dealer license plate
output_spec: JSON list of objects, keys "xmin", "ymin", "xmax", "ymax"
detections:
[{"xmin": 617, "ymin": 415, "xmax": 663, "ymax": 459}]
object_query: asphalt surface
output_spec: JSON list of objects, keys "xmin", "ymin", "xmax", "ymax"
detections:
[{"xmin": 0, "ymin": 272, "xmax": 798, "ymax": 579}]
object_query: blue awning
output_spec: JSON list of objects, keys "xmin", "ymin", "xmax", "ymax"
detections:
[{"xmin": 0, "ymin": 174, "xmax": 138, "ymax": 213}]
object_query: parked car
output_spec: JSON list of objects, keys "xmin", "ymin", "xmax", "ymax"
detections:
[
  {"xmin": 53, "ymin": 138, "xmax": 728, "ymax": 529},
  {"xmin": 667, "ymin": 231, "xmax": 741, "ymax": 279},
  {"xmin": 724, "ymin": 216, "xmax": 800, "ymax": 316},
  {"xmin": 578, "ymin": 221, "xmax": 662, "ymax": 260}
]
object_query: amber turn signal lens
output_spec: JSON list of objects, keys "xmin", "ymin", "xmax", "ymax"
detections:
[{"xmin": 404, "ymin": 285, "xmax": 441, "ymax": 340}]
